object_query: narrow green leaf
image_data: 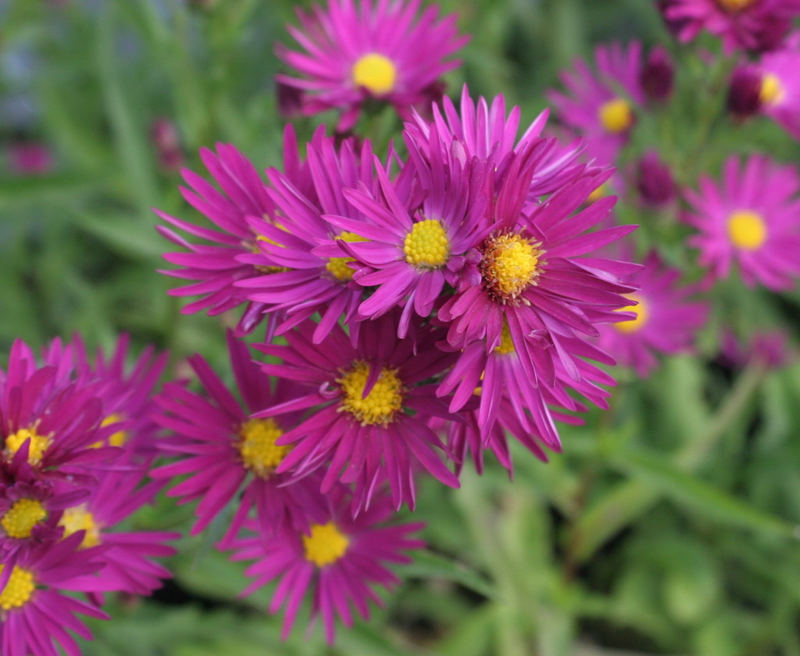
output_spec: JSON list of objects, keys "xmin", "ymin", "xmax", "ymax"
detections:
[{"xmin": 402, "ymin": 549, "xmax": 495, "ymax": 600}]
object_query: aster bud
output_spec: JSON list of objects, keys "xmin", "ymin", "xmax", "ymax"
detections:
[
  {"xmin": 150, "ymin": 118, "xmax": 183, "ymax": 171},
  {"xmin": 636, "ymin": 151, "xmax": 675, "ymax": 207},
  {"xmin": 727, "ymin": 66, "xmax": 763, "ymax": 118},
  {"xmin": 276, "ymin": 80, "xmax": 305, "ymax": 118},
  {"xmin": 641, "ymin": 46, "xmax": 675, "ymax": 103}
]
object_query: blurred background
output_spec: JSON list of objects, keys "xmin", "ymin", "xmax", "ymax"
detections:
[{"xmin": 1, "ymin": 0, "xmax": 800, "ymax": 655}]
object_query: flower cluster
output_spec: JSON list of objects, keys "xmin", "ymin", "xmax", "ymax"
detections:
[{"xmin": 0, "ymin": 337, "xmax": 177, "ymax": 655}]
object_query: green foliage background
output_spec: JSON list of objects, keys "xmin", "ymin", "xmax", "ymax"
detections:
[{"xmin": 1, "ymin": 0, "xmax": 800, "ymax": 654}]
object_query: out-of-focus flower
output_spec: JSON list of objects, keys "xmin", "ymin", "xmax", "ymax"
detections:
[
  {"xmin": 8, "ymin": 143, "xmax": 54, "ymax": 176},
  {"xmin": 154, "ymin": 331, "xmax": 324, "ymax": 545},
  {"xmin": 720, "ymin": 329, "xmax": 793, "ymax": 370},
  {"xmin": 151, "ymin": 119, "xmax": 183, "ymax": 171},
  {"xmin": 640, "ymin": 45, "xmax": 675, "ymax": 103},
  {"xmin": 230, "ymin": 485, "xmax": 424, "ymax": 644},
  {"xmin": 661, "ymin": 0, "xmax": 799, "ymax": 54},
  {"xmin": 276, "ymin": 0, "xmax": 468, "ymax": 132},
  {"xmin": 0, "ymin": 533, "xmax": 109, "ymax": 656},
  {"xmin": 255, "ymin": 313, "xmax": 459, "ymax": 513},
  {"xmin": 727, "ymin": 65, "xmax": 764, "ymax": 117},
  {"xmin": 636, "ymin": 151, "xmax": 677, "ymax": 207},
  {"xmin": 683, "ymin": 155, "xmax": 800, "ymax": 290},
  {"xmin": 597, "ymin": 251, "xmax": 709, "ymax": 377},
  {"xmin": 547, "ymin": 42, "xmax": 645, "ymax": 165}
]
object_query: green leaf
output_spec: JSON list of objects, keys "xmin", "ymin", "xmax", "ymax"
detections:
[
  {"xmin": 79, "ymin": 214, "xmax": 165, "ymax": 259},
  {"xmin": 402, "ymin": 550, "xmax": 495, "ymax": 600}
]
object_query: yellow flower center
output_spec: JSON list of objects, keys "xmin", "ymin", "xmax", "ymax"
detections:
[
  {"xmin": 614, "ymin": 295, "xmax": 649, "ymax": 333},
  {"xmin": 92, "ymin": 413, "xmax": 128, "ymax": 449},
  {"xmin": 727, "ymin": 210, "xmax": 767, "ymax": 250},
  {"xmin": 716, "ymin": 0, "xmax": 757, "ymax": 12},
  {"xmin": 236, "ymin": 418, "xmax": 289, "ymax": 478},
  {"xmin": 494, "ymin": 321, "xmax": 516, "ymax": 355},
  {"xmin": 0, "ymin": 566, "xmax": 35, "ymax": 611},
  {"xmin": 59, "ymin": 506, "xmax": 101, "ymax": 549},
  {"xmin": 337, "ymin": 361, "xmax": 403, "ymax": 427},
  {"xmin": 480, "ymin": 232, "xmax": 544, "ymax": 302},
  {"xmin": 587, "ymin": 183, "xmax": 609, "ymax": 204},
  {"xmin": 302, "ymin": 522, "xmax": 349, "ymax": 567},
  {"xmin": 326, "ymin": 231, "xmax": 368, "ymax": 281},
  {"xmin": 403, "ymin": 219, "xmax": 450, "ymax": 269},
  {"xmin": 251, "ymin": 233, "xmax": 290, "ymax": 274},
  {"xmin": 759, "ymin": 73, "xmax": 785, "ymax": 106},
  {"xmin": 4, "ymin": 427, "xmax": 51, "ymax": 465},
  {"xmin": 598, "ymin": 98, "xmax": 634, "ymax": 134},
  {"xmin": 352, "ymin": 53, "xmax": 397, "ymax": 95},
  {"xmin": 1, "ymin": 499, "xmax": 47, "ymax": 539}
]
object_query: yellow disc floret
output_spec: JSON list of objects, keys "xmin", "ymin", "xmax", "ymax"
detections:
[
  {"xmin": 327, "ymin": 231, "xmax": 368, "ymax": 281},
  {"xmin": 403, "ymin": 219, "xmax": 450, "ymax": 269},
  {"xmin": 716, "ymin": 0, "xmax": 757, "ymax": 12},
  {"xmin": 480, "ymin": 232, "xmax": 544, "ymax": 302},
  {"xmin": 236, "ymin": 418, "xmax": 289, "ymax": 478},
  {"xmin": 494, "ymin": 321, "xmax": 516, "ymax": 355},
  {"xmin": 615, "ymin": 295, "xmax": 649, "ymax": 333},
  {"xmin": 302, "ymin": 522, "xmax": 350, "ymax": 567},
  {"xmin": 338, "ymin": 361, "xmax": 403, "ymax": 427},
  {"xmin": 4, "ymin": 427, "xmax": 51, "ymax": 465},
  {"xmin": 352, "ymin": 53, "xmax": 397, "ymax": 95},
  {"xmin": 1, "ymin": 499, "xmax": 47, "ymax": 539},
  {"xmin": 598, "ymin": 98, "xmax": 634, "ymax": 134},
  {"xmin": 59, "ymin": 506, "xmax": 101, "ymax": 549},
  {"xmin": 587, "ymin": 183, "xmax": 609, "ymax": 204},
  {"xmin": 727, "ymin": 210, "xmax": 767, "ymax": 250},
  {"xmin": 94, "ymin": 413, "xmax": 128, "ymax": 448},
  {"xmin": 0, "ymin": 566, "xmax": 35, "ymax": 611},
  {"xmin": 759, "ymin": 73, "xmax": 785, "ymax": 106}
]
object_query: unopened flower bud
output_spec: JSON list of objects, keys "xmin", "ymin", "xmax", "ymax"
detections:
[
  {"xmin": 641, "ymin": 46, "xmax": 674, "ymax": 103},
  {"xmin": 636, "ymin": 151, "xmax": 675, "ymax": 207},
  {"xmin": 727, "ymin": 66, "xmax": 763, "ymax": 118}
]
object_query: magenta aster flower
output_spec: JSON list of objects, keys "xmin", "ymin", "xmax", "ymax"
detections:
[
  {"xmin": 236, "ymin": 132, "xmax": 386, "ymax": 344},
  {"xmin": 0, "ymin": 532, "xmax": 109, "ymax": 656},
  {"xmin": 547, "ymin": 42, "xmax": 646, "ymax": 166},
  {"xmin": 8, "ymin": 143, "xmax": 54, "ymax": 176},
  {"xmin": 720, "ymin": 328, "xmax": 794, "ymax": 369},
  {"xmin": 753, "ymin": 38, "xmax": 800, "ymax": 138},
  {"xmin": 662, "ymin": 0, "xmax": 798, "ymax": 53},
  {"xmin": 683, "ymin": 155, "xmax": 800, "ymax": 289},
  {"xmin": 255, "ymin": 313, "xmax": 460, "ymax": 512},
  {"xmin": 230, "ymin": 485, "xmax": 424, "ymax": 644},
  {"xmin": 276, "ymin": 0, "xmax": 468, "ymax": 131},
  {"xmin": 156, "ymin": 129, "xmax": 312, "ymax": 334},
  {"xmin": 597, "ymin": 251, "xmax": 709, "ymax": 377},
  {"xmin": 154, "ymin": 331, "xmax": 324, "ymax": 545},
  {"xmin": 55, "ymin": 465, "xmax": 178, "ymax": 597},
  {"xmin": 325, "ymin": 123, "xmax": 490, "ymax": 335}
]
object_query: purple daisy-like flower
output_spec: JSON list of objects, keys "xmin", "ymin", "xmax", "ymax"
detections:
[
  {"xmin": 236, "ymin": 132, "xmax": 389, "ymax": 344},
  {"xmin": 230, "ymin": 485, "xmax": 424, "ymax": 644},
  {"xmin": 596, "ymin": 251, "xmax": 709, "ymax": 377},
  {"xmin": 720, "ymin": 328, "xmax": 794, "ymax": 369},
  {"xmin": 155, "ymin": 129, "xmax": 311, "ymax": 334},
  {"xmin": 682, "ymin": 155, "xmax": 800, "ymax": 290},
  {"xmin": 255, "ymin": 313, "xmax": 460, "ymax": 512},
  {"xmin": 753, "ymin": 36, "xmax": 800, "ymax": 138},
  {"xmin": 56, "ymin": 465, "xmax": 178, "ymax": 597},
  {"xmin": 154, "ymin": 331, "xmax": 324, "ymax": 545},
  {"xmin": 276, "ymin": 0, "xmax": 468, "ymax": 131},
  {"xmin": 662, "ymin": 0, "xmax": 798, "ymax": 53},
  {"xmin": 325, "ymin": 123, "xmax": 490, "ymax": 336},
  {"xmin": 0, "ymin": 532, "xmax": 109, "ymax": 656},
  {"xmin": 547, "ymin": 42, "xmax": 646, "ymax": 166}
]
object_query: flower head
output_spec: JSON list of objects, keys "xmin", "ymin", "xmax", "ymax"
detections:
[
  {"xmin": 230, "ymin": 485, "xmax": 424, "ymax": 644},
  {"xmin": 276, "ymin": 0, "xmax": 468, "ymax": 131},
  {"xmin": 683, "ymin": 155, "xmax": 800, "ymax": 290}
]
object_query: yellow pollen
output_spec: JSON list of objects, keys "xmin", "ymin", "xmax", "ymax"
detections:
[
  {"xmin": 716, "ymin": 0, "xmax": 757, "ymax": 12},
  {"xmin": 727, "ymin": 210, "xmax": 767, "ymax": 250},
  {"xmin": 615, "ymin": 295, "xmax": 648, "ymax": 333},
  {"xmin": 352, "ymin": 53, "xmax": 397, "ymax": 95},
  {"xmin": 4, "ymin": 427, "xmax": 51, "ymax": 465},
  {"xmin": 494, "ymin": 321, "xmax": 516, "ymax": 355},
  {"xmin": 759, "ymin": 73, "xmax": 785, "ymax": 106},
  {"xmin": 59, "ymin": 506, "xmax": 101, "ymax": 549},
  {"xmin": 1, "ymin": 499, "xmax": 47, "ymax": 539},
  {"xmin": 337, "ymin": 361, "xmax": 403, "ymax": 427},
  {"xmin": 403, "ymin": 219, "xmax": 450, "ymax": 269},
  {"xmin": 587, "ymin": 183, "xmax": 609, "ymax": 204},
  {"xmin": 236, "ymin": 418, "xmax": 289, "ymax": 477},
  {"xmin": 598, "ymin": 98, "xmax": 634, "ymax": 134},
  {"xmin": 302, "ymin": 522, "xmax": 349, "ymax": 567},
  {"xmin": 0, "ymin": 566, "xmax": 35, "ymax": 611},
  {"xmin": 92, "ymin": 413, "xmax": 127, "ymax": 448},
  {"xmin": 326, "ymin": 231, "xmax": 368, "ymax": 281},
  {"xmin": 480, "ymin": 232, "xmax": 544, "ymax": 301}
]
